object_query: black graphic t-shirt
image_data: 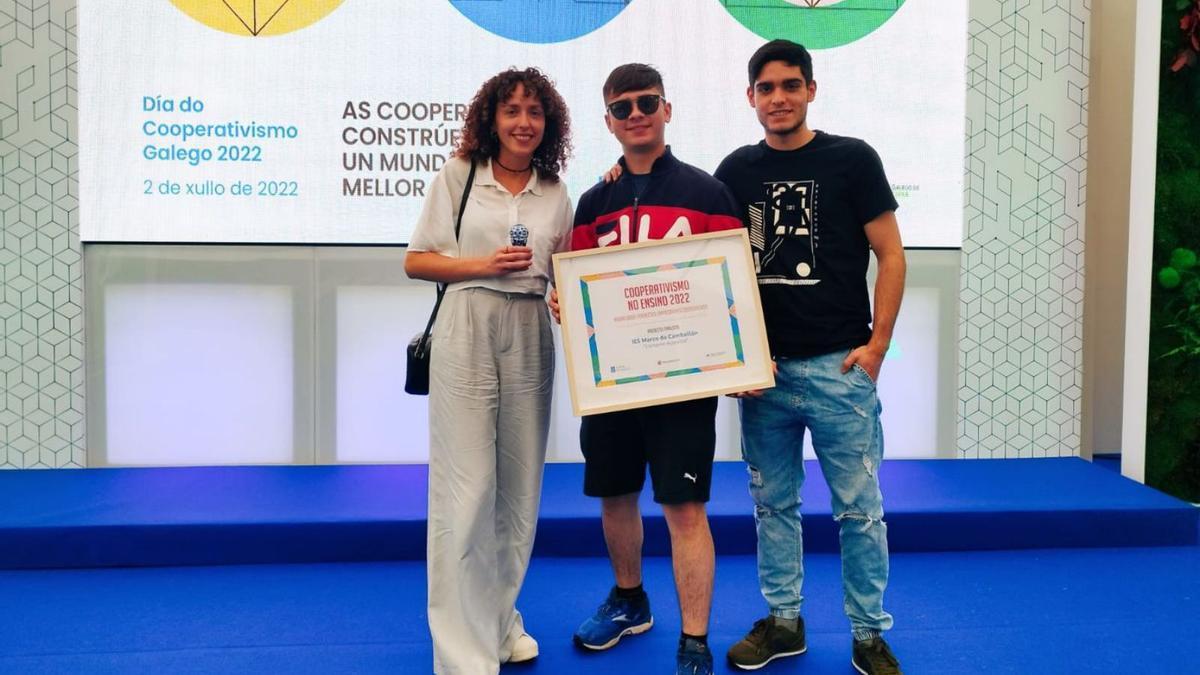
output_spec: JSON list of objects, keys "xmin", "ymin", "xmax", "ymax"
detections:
[{"xmin": 714, "ymin": 132, "xmax": 898, "ymax": 358}]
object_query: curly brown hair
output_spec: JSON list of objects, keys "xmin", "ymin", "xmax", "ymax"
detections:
[{"xmin": 455, "ymin": 67, "xmax": 572, "ymax": 181}]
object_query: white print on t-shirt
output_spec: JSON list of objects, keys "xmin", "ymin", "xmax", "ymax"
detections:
[{"xmin": 748, "ymin": 180, "xmax": 820, "ymax": 286}]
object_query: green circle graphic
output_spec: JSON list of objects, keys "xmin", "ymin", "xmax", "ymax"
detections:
[{"xmin": 721, "ymin": 0, "xmax": 906, "ymax": 50}]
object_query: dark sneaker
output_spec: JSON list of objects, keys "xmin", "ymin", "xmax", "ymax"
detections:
[
  {"xmin": 676, "ymin": 637, "xmax": 713, "ymax": 675},
  {"xmin": 726, "ymin": 615, "xmax": 807, "ymax": 670},
  {"xmin": 852, "ymin": 636, "xmax": 903, "ymax": 675},
  {"xmin": 573, "ymin": 587, "xmax": 654, "ymax": 650}
]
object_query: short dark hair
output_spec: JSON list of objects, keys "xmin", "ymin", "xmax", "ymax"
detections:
[
  {"xmin": 455, "ymin": 67, "xmax": 572, "ymax": 181},
  {"xmin": 603, "ymin": 63, "xmax": 664, "ymax": 100},
  {"xmin": 747, "ymin": 39, "xmax": 813, "ymax": 86}
]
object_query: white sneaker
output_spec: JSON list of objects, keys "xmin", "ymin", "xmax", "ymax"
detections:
[{"xmin": 506, "ymin": 632, "xmax": 539, "ymax": 663}]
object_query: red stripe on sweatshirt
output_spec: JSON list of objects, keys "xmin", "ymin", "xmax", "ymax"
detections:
[{"xmin": 571, "ymin": 205, "xmax": 742, "ymax": 250}]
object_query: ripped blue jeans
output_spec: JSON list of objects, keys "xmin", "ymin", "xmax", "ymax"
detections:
[{"xmin": 739, "ymin": 350, "xmax": 893, "ymax": 641}]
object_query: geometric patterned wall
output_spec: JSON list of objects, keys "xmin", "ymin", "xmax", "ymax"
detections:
[
  {"xmin": 960, "ymin": 0, "xmax": 1089, "ymax": 457},
  {"xmin": 0, "ymin": 0, "xmax": 83, "ymax": 468}
]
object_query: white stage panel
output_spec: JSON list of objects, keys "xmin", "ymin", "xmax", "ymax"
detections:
[
  {"xmin": 104, "ymin": 283, "xmax": 295, "ymax": 465},
  {"xmin": 335, "ymin": 285, "xmax": 431, "ymax": 463}
]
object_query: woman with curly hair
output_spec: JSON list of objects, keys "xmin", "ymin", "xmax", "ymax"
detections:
[{"xmin": 405, "ymin": 67, "xmax": 573, "ymax": 674}]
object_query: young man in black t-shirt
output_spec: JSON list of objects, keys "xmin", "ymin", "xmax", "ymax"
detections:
[{"xmin": 714, "ymin": 40, "xmax": 906, "ymax": 675}]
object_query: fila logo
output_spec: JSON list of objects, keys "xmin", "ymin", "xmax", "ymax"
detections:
[
  {"xmin": 683, "ymin": 473, "xmax": 698, "ymax": 483},
  {"xmin": 597, "ymin": 214, "xmax": 694, "ymax": 247}
]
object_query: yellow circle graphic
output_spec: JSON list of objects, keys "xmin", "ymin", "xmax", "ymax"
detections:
[{"xmin": 169, "ymin": 0, "xmax": 344, "ymax": 37}]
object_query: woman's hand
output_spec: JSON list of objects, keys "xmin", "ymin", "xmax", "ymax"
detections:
[
  {"xmin": 482, "ymin": 245, "xmax": 533, "ymax": 276},
  {"xmin": 404, "ymin": 246, "xmax": 531, "ymax": 283}
]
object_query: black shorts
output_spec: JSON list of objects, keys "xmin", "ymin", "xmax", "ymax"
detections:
[{"xmin": 579, "ymin": 397, "xmax": 718, "ymax": 504}]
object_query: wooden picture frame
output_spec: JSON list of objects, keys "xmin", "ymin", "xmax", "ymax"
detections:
[{"xmin": 553, "ymin": 230, "xmax": 774, "ymax": 416}]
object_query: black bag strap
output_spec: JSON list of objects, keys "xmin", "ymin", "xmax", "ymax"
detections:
[{"xmin": 414, "ymin": 159, "xmax": 477, "ymax": 356}]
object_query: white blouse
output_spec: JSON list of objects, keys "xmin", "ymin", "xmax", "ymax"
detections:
[{"xmin": 407, "ymin": 157, "xmax": 573, "ymax": 296}]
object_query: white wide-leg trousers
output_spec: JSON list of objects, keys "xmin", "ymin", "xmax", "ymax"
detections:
[{"xmin": 426, "ymin": 288, "xmax": 554, "ymax": 675}]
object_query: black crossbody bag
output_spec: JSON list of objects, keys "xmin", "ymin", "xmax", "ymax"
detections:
[{"xmin": 404, "ymin": 160, "xmax": 477, "ymax": 395}]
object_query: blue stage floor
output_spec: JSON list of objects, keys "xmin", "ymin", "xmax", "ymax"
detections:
[
  {"xmin": 0, "ymin": 459, "xmax": 1195, "ymax": 568},
  {"xmin": 0, "ymin": 547, "xmax": 1197, "ymax": 674},
  {"xmin": 0, "ymin": 458, "xmax": 1197, "ymax": 672}
]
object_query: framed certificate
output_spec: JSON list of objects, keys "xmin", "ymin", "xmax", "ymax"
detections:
[{"xmin": 553, "ymin": 230, "xmax": 774, "ymax": 416}]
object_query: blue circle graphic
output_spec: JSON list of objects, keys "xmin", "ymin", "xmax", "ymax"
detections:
[{"xmin": 448, "ymin": 0, "xmax": 632, "ymax": 44}]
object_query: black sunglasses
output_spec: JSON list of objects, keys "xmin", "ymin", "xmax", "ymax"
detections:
[{"xmin": 606, "ymin": 94, "xmax": 665, "ymax": 120}]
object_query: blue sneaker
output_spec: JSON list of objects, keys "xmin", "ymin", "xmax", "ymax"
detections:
[
  {"xmin": 573, "ymin": 586, "xmax": 654, "ymax": 650},
  {"xmin": 676, "ymin": 637, "xmax": 713, "ymax": 675}
]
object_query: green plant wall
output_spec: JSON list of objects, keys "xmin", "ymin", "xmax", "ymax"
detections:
[{"xmin": 1148, "ymin": 0, "xmax": 1200, "ymax": 501}]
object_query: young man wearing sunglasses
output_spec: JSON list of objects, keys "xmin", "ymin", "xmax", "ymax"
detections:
[
  {"xmin": 715, "ymin": 40, "xmax": 906, "ymax": 675},
  {"xmin": 550, "ymin": 63, "xmax": 742, "ymax": 675}
]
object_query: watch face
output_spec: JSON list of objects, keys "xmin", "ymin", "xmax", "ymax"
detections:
[
  {"xmin": 169, "ymin": 0, "xmax": 345, "ymax": 37},
  {"xmin": 448, "ymin": 0, "xmax": 633, "ymax": 44},
  {"xmin": 719, "ymin": 0, "xmax": 906, "ymax": 50}
]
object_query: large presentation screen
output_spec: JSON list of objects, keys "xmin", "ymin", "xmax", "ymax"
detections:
[{"xmin": 79, "ymin": 1, "xmax": 966, "ymax": 247}]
